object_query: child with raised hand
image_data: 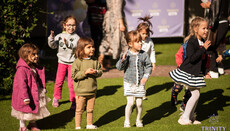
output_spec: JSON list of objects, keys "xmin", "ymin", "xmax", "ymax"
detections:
[
  {"xmin": 11, "ymin": 43, "xmax": 50, "ymax": 131},
  {"xmin": 116, "ymin": 31, "xmax": 152, "ymax": 128},
  {"xmin": 48, "ymin": 16, "xmax": 80, "ymax": 109},
  {"xmin": 169, "ymin": 16, "xmax": 211, "ymax": 125},
  {"xmin": 71, "ymin": 37, "xmax": 103, "ymax": 130}
]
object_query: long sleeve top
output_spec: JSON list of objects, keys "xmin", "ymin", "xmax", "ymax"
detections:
[
  {"xmin": 141, "ymin": 37, "xmax": 156, "ymax": 63},
  {"xmin": 48, "ymin": 33, "xmax": 80, "ymax": 64}
]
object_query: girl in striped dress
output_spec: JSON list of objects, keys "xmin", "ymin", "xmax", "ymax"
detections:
[
  {"xmin": 116, "ymin": 31, "xmax": 152, "ymax": 128},
  {"xmin": 169, "ymin": 17, "xmax": 211, "ymax": 125}
]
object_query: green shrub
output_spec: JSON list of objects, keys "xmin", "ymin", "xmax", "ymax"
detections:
[{"xmin": 0, "ymin": 0, "xmax": 39, "ymax": 95}]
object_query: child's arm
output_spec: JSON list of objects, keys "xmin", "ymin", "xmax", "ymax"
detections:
[
  {"xmin": 141, "ymin": 54, "xmax": 153, "ymax": 85},
  {"xmin": 149, "ymin": 40, "xmax": 156, "ymax": 70},
  {"xmin": 71, "ymin": 59, "xmax": 88, "ymax": 81},
  {"xmin": 48, "ymin": 30, "xmax": 58, "ymax": 49},
  {"xmin": 187, "ymin": 40, "xmax": 211, "ymax": 63},
  {"xmin": 14, "ymin": 68, "xmax": 30, "ymax": 104},
  {"xmin": 116, "ymin": 51, "xmax": 128, "ymax": 71}
]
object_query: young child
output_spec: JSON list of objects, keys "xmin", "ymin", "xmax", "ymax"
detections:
[
  {"xmin": 169, "ymin": 16, "xmax": 211, "ymax": 125},
  {"xmin": 136, "ymin": 15, "xmax": 156, "ymax": 100},
  {"xmin": 116, "ymin": 31, "xmax": 152, "ymax": 128},
  {"xmin": 11, "ymin": 43, "xmax": 50, "ymax": 131},
  {"xmin": 136, "ymin": 15, "xmax": 156, "ymax": 70},
  {"xmin": 71, "ymin": 37, "xmax": 103, "ymax": 130},
  {"xmin": 48, "ymin": 16, "xmax": 80, "ymax": 109}
]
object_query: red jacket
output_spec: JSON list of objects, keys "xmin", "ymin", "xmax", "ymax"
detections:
[
  {"xmin": 11, "ymin": 58, "xmax": 45, "ymax": 113},
  {"xmin": 175, "ymin": 45, "xmax": 184, "ymax": 67}
]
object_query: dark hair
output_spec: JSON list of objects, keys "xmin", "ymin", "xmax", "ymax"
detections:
[
  {"xmin": 75, "ymin": 37, "xmax": 94, "ymax": 60},
  {"xmin": 18, "ymin": 43, "xmax": 39, "ymax": 66},
  {"xmin": 136, "ymin": 15, "xmax": 153, "ymax": 35},
  {"xmin": 62, "ymin": 15, "xmax": 79, "ymax": 31},
  {"xmin": 126, "ymin": 30, "xmax": 141, "ymax": 48}
]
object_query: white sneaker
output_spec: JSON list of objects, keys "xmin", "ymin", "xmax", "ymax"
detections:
[
  {"xmin": 124, "ymin": 122, "xmax": 130, "ymax": 128},
  {"xmin": 218, "ymin": 68, "xmax": 224, "ymax": 75},
  {"xmin": 86, "ymin": 125, "xmax": 98, "ymax": 129},
  {"xmin": 75, "ymin": 127, "xmax": 81, "ymax": 130},
  {"xmin": 178, "ymin": 116, "xmax": 192, "ymax": 125},
  {"xmin": 209, "ymin": 71, "xmax": 219, "ymax": 78},
  {"xmin": 136, "ymin": 121, "xmax": 143, "ymax": 127}
]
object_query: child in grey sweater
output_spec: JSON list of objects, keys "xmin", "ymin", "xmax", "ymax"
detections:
[{"xmin": 116, "ymin": 30, "xmax": 152, "ymax": 128}]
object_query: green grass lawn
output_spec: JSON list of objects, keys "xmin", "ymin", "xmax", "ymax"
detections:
[{"xmin": 1, "ymin": 75, "xmax": 230, "ymax": 131}]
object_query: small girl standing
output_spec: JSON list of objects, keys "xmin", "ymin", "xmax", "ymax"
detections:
[
  {"xmin": 116, "ymin": 31, "xmax": 152, "ymax": 128},
  {"xmin": 11, "ymin": 43, "xmax": 50, "ymax": 131},
  {"xmin": 136, "ymin": 15, "xmax": 156, "ymax": 70},
  {"xmin": 169, "ymin": 16, "xmax": 211, "ymax": 125},
  {"xmin": 48, "ymin": 16, "xmax": 80, "ymax": 109},
  {"xmin": 71, "ymin": 37, "xmax": 103, "ymax": 130}
]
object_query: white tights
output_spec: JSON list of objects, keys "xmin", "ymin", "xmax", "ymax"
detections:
[
  {"xmin": 125, "ymin": 96, "xmax": 143, "ymax": 124},
  {"xmin": 182, "ymin": 88, "xmax": 200, "ymax": 122}
]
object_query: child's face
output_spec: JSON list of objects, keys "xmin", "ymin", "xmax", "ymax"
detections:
[
  {"xmin": 28, "ymin": 51, "xmax": 39, "ymax": 64},
  {"xmin": 195, "ymin": 21, "xmax": 208, "ymax": 40},
  {"xmin": 64, "ymin": 18, "xmax": 77, "ymax": 34},
  {"xmin": 129, "ymin": 41, "xmax": 142, "ymax": 52},
  {"xmin": 139, "ymin": 29, "xmax": 148, "ymax": 41},
  {"xmin": 83, "ymin": 44, "xmax": 95, "ymax": 58}
]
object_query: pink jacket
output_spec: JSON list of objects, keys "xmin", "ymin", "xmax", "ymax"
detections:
[{"xmin": 11, "ymin": 58, "xmax": 45, "ymax": 113}]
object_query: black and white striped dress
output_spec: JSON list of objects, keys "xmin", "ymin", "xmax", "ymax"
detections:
[{"xmin": 169, "ymin": 68, "xmax": 206, "ymax": 88}]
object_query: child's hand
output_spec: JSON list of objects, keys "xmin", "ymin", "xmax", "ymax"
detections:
[
  {"xmin": 122, "ymin": 51, "xmax": 127, "ymax": 61},
  {"xmin": 50, "ymin": 30, "xmax": 54, "ymax": 38},
  {"xmin": 152, "ymin": 63, "xmax": 156, "ymax": 71},
  {"xmin": 216, "ymin": 55, "xmax": 223, "ymax": 63},
  {"xmin": 85, "ymin": 68, "xmax": 97, "ymax": 75},
  {"xmin": 203, "ymin": 40, "xmax": 211, "ymax": 50},
  {"xmin": 140, "ymin": 78, "xmax": 147, "ymax": 85},
  {"xmin": 24, "ymin": 100, "xmax": 30, "ymax": 105}
]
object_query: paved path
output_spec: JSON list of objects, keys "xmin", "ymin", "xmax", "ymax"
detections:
[{"xmin": 100, "ymin": 65, "xmax": 230, "ymax": 78}]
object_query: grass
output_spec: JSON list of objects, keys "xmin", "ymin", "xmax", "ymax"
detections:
[
  {"xmin": 1, "ymin": 43, "xmax": 230, "ymax": 130},
  {"xmin": 1, "ymin": 76, "xmax": 230, "ymax": 131}
]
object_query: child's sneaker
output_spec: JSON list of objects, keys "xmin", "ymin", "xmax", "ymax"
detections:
[
  {"xmin": 178, "ymin": 116, "xmax": 192, "ymax": 125},
  {"xmin": 136, "ymin": 121, "xmax": 143, "ymax": 127},
  {"xmin": 143, "ymin": 96, "xmax": 148, "ymax": 100},
  {"xmin": 52, "ymin": 98, "xmax": 59, "ymax": 107},
  {"xmin": 19, "ymin": 127, "xmax": 28, "ymax": 131},
  {"xmin": 70, "ymin": 101, "xmax": 76, "ymax": 110},
  {"xmin": 124, "ymin": 122, "xmax": 130, "ymax": 128},
  {"xmin": 75, "ymin": 127, "xmax": 81, "ymax": 130},
  {"xmin": 86, "ymin": 125, "xmax": 98, "ymax": 129}
]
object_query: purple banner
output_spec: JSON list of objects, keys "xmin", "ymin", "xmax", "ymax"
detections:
[{"xmin": 124, "ymin": 0, "xmax": 185, "ymax": 38}]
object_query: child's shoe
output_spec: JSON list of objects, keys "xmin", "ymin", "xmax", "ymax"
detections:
[
  {"xmin": 178, "ymin": 116, "xmax": 192, "ymax": 125},
  {"xmin": 70, "ymin": 101, "xmax": 76, "ymax": 110},
  {"xmin": 136, "ymin": 121, "xmax": 143, "ymax": 127},
  {"xmin": 86, "ymin": 125, "xmax": 98, "ymax": 129},
  {"xmin": 143, "ymin": 96, "xmax": 148, "ymax": 100},
  {"xmin": 52, "ymin": 97, "xmax": 59, "ymax": 107},
  {"xmin": 75, "ymin": 127, "xmax": 81, "ymax": 130},
  {"xmin": 19, "ymin": 127, "xmax": 28, "ymax": 131},
  {"xmin": 124, "ymin": 121, "xmax": 130, "ymax": 128},
  {"xmin": 27, "ymin": 123, "xmax": 40, "ymax": 131}
]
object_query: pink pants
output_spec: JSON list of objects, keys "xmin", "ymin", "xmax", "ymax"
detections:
[{"xmin": 53, "ymin": 63, "xmax": 75, "ymax": 102}]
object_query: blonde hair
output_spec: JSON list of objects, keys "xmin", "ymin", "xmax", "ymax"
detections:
[
  {"xmin": 126, "ymin": 30, "xmax": 141, "ymax": 48},
  {"xmin": 18, "ymin": 43, "xmax": 39, "ymax": 66},
  {"xmin": 75, "ymin": 37, "xmax": 94, "ymax": 60},
  {"xmin": 136, "ymin": 15, "xmax": 153, "ymax": 36},
  {"xmin": 184, "ymin": 16, "xmax": 207, "ymax": 42}
]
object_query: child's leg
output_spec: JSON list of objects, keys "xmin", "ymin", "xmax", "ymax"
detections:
[
  {"xmin": 53, "ymin": 63, "xmax": 68, "ymax": 100},
  {"xmin": 28, "ymin": 120, "xmax": 39, "ymax": 130},
  {"xmin": 67, "ymin": 64, "xmax": 75, "ymax": 102},
  {"xmin": 181, "ymin": 88, "xmax": 191, "ymax": 110},
  {"xmin": 182, "ymin": 88, "xmax": 200, "ymax": 122},
  {"xmin": 135, "ymin": 97, "xmax": 143, "ymax": 122},
  {"xmin": 86, "ymin": 95, "xmax": 96, "ymax": 125},
  {"xmin": 125, "ymin": 96, "xmax": 135, "ymax": 124},
  {"xmin": 20, "ymin": 120, "xmax": 26, "ymax": 127},
  {"xmin": 75, "ymin": 96, "xmax": 86, "ymax": 127},
  {"xmin": 171, "ymin": 83, "xmax": 183, "ymax": 105}
]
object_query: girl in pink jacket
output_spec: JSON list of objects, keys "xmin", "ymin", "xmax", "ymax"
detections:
[{"xmin": 11, "ymin": 43, "xmax": 50, "ymax": 131}]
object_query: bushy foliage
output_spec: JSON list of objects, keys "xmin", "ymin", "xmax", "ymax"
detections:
[{"xmin": 0, "ymin": 0, "xmax": 39, "ymax": 94}]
